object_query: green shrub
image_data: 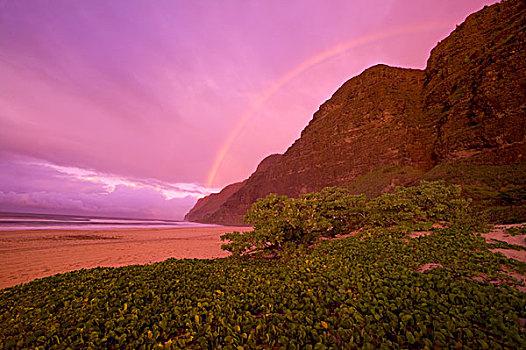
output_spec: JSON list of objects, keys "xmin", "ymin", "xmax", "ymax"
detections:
[
  {"xmin": 220, "ymin": 194, "xmax": 301, "ymax": 257},
  {"xmin": 221, "ymin": 189, "xmax": 366, "ymax": 258},
  {"xmin": 296, "ymin": 187, "xmax": 366, "ymax": 236},
  {"xmin": 366, "ymin": 181, "xmax": 471, "ymax": 228},
  {"xmin": 222, "ymin": 181, "xmax": 478, "ymax": 258}
]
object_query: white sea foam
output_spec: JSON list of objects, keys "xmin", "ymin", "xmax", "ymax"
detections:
[{"xmin": 0, "ymin": 212, "xmax": 214, "ymax": 231}]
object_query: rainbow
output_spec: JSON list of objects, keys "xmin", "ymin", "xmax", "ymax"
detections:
[{"xmin": 206, "ymin": 21, "xmax": 450, "ymax": 188}]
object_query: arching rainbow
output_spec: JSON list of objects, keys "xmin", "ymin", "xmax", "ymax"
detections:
[{"xmin": 206, "ymin": 21, "xmax": 449, "ymax": 188}]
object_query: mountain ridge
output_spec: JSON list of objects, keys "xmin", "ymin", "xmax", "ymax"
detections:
[{"xmin": 186, "ymin": 0, "xmax": 526, "ymax": 225}]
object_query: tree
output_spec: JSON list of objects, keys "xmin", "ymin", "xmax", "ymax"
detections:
[
  {"xmin": 221, "ymin": 181, "xmax": 475, "ymax": 258},
  {"xmin": 297, "ymin": 187, "xmax": 366, "ymax": 237},
  {"xmin": 221, "ymin": 189, "xmax": 365, "ymax": 257},
  {"xmin": 365, "ymin": 181, "xmax": 470, "ymax": 228}
]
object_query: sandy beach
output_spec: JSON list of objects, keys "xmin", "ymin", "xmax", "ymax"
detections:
[
  {"xmin": 0, "ymin": 226, "xmax": 251, "ymax": 290},
  {"xmin": 2, "ymin": 223, "xmax": 524, "ymax": 290}
]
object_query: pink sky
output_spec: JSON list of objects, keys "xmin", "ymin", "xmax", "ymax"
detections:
[{"xmin": 0, "ymin": 0, "xmax": 497, "ymax": 219}]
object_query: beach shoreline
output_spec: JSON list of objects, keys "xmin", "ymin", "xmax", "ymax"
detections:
[{"xmin": 0, "ymin": 226, "xmax": 251, "ymax": 290}]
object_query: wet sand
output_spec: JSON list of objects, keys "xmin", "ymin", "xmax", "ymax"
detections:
[{"xmin": 0, "ymin": 226, "xmax": 251, "ymax": 289}]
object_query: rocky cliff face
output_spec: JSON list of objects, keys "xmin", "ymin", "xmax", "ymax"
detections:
[
  {"xmin": 184, "ymin": 154, "xmax": 282, "ymax": 223},
  {"xmin": 184, "ymin": 180, "xmax": 246, "ymax": 223},
  {"xmin": 424, "ymin": 0, "xmax": 526, "ymax": 163},
  {"xmin": 188, "ymin": 0, "xmax": 526, "ymax": 225}
]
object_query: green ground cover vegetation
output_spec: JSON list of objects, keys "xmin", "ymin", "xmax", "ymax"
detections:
[
  {"xmin": 422, "ymin": 162, "xmax": 526, "ymax": 224},
  {"xmin": 343, "ymin": 162, "xmax": 526, "ymax": 224},
  {"xmin": 506, "ymin": 226, "xmax": 526, "ymax": 237},
  {"xmin": 1, "ymin": 182, "xmax": 525, "ymax": 349}
]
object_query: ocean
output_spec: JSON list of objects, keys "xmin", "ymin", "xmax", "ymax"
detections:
[{"xmin": 0, "ymin": 212, "xmax": 212, "ymax": 231}]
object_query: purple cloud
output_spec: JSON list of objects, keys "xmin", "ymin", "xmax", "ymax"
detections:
[{"xmin": 0, "ymin": 153, "xmax": 203, "ymax": 219}]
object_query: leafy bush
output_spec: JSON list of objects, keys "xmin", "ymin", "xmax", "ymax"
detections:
[
  {"xmin": 366, "ymin": 181, "xmax": 471, "ymax": 228},
  {"xmin": 221, "ymin": 189, "xmax": 365, "ymax": 257},
  {"xmin": 422, "ymin": 161, "xmax": 526, "ymax": 223},
  {"xmin": 222, "ymin": 181, "xmax": 476, "ymax": 257},
  {"xmin": 221, "ymin": 194, "xmax": 300, "ymax": 257},
  {"xmin": 299, "ymin": 187, "xmax": 366, "ymax": 236}
]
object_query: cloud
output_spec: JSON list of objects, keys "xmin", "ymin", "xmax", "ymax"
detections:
[
  {"xmin": 34, "ymin": 161, "xmax": 219, "ymax": 199},
  {"xmin": 0, "ymin": 153, "xmax": 216, "ymax": 219}
]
